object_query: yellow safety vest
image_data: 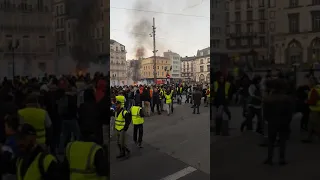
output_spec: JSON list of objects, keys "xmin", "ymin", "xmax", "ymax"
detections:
[
  {"xmin": 115, "ymin": 110, "xmax": 127, "ymax": 131},
  {"xmin": 308, "ymin": 87, "xmax": 320, "ymax": 112},
  {"xmin": 18, "ymin": 108, "xmax": 46, "ymax": 144},
  {"xmin": 115, "ymin": 95, "xmax": 125, "ymax": 108},
  {"xmin": 206, "ymin": 88, "xmax": 210, "ymax": 97},
  {"xmin": 165, "ymin": 92, "xmax": 172, "ymax": 104},
  {"xmin": 130, "ymin": 106, "xmax": 144, "ymax": 125},
  {"xmin": 66, "ymin": 141, "xmax": 104, "ymax": 180},
  {"xmin": 159, "ymin": 90, "xmax": 163, "ymax": 99},
  {"xmin": 17, "ymin": 152, "xmax": 56, "ymax": 180},
  {"xmin": 213, "ymin": 81, "xmax": 230, "ymax": 98},
  {"xmin": 179, "ymin": 87, "xmax": 183, "ymax": 93}
]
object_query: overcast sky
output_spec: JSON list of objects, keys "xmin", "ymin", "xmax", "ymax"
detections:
[{"xmin": 110, "ymin": 0, "xmax": 210, "ymax": 60}]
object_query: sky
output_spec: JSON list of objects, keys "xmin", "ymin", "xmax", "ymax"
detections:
[{"xmin": 110, "ymin": 0, "xmax": 210, "ymax": 60}]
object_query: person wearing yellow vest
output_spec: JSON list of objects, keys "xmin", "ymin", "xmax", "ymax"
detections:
[
  {"xmin": 115, "ymin": 91, "xmax": 125, "ymax": 108},
  {"xmin": 164, "ymin": 89, "xmax": 173, "ymax": 116},
  {"xmin": 18, "ymin": 94, "xmax": 52, "ymax": 150},
  {"xmin": 302, "ymin": 78, "xmax": 320, "ymax": 143},
  {"xmin": 63, "ymin": 131, "xmax": 108, "ymax": 179},
  {"xmin": 0, "ymin": 123, "xmax": 61, "ymax": 180},
  {"xmin": 115, "ymin": 101, "xmax": 131, "ymax": 158},
  {"xmin": 130, "ymin": 105, "xmax": 145, "ymax": 148},
  {"xmin": 213, "ymin": 75, "xmax": 232, "ymax": 135}
]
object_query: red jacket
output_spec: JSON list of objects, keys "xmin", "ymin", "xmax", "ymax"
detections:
[{"xmin": 95, "ymin": 79, "xmax": 106, "ymax": 102}]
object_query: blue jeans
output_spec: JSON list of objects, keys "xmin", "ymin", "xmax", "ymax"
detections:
[{"xmin": 59, "ymin": 119, "xmax": 80, "ymax": 152}]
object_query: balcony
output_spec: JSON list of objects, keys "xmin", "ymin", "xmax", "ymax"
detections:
[{"xmin": 228, "ymin": 32, "xmax": 258, "ymax": 38}]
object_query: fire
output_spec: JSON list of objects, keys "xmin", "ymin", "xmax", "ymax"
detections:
[{"xmin": 136, "ymin": 47, "xmax": 145, "ymax": 59}]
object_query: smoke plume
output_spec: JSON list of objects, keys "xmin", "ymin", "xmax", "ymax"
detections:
[{"xmin": 129, "ymin": 0, "xmax": 153, "ymax": 59}]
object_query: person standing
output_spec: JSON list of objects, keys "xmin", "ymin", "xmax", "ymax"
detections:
[
  {"xmin": 115, "ymin": 101, "xmax": 131, "ymax": 158},
  {"xmin": 151, "ymin": 88, "xmax": 161, "ymax": 115},
  {"xmin": 130, "ymin": 105, "xmax": 145, "ymax": 148},
  {"xmin": 240, "ymin": 75, "xmax": 263, "ymax": 133},
  {"xmin": 263, "ymin": 79, "xmax": 293, "ymax": 165},
  {"xmin": 192, "ymin": 87, "xmax": 202, "ymax": 114},
  {"xmin": 18, "ymin": 94, "xmax": 52, "ymax": 150},
  {"xmin": 302, "ymin": 77, "xmax": 320, "ymax": 143},
  {"xmin": 62, "ymin": 131, "xmax": 108, "ymax": 180},
  {"xmin": 164, "ymin": 88, "xmax": 173, "ymax": 116},
  {"xmin": 0, "ymin": 123, "xmax": 61, "ymax": 180}
]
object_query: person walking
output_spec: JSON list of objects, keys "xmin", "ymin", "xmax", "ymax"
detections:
[
  {"xmin": 263, "ymin": 79, "xmax": 293, "ymax": 165},
  {"xmin": 114, "ymin": 101, "xmax": 131, "ymax": 159},
  {"xmin": 130, "ymin": 105, "xmax": 145, "ymax": 148}
]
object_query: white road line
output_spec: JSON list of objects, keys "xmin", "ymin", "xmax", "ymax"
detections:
[{"xmin": 160, "ymin": 166, "xmax": 197, "ymax": 180}]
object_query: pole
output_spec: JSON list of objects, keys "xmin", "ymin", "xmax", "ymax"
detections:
[{"xmin": 152, "ymin": 17, "xmax": 157, "ymax": 84}]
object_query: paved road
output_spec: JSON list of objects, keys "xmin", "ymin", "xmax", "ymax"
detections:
[
  {"xmin": 211, "ymin": 106, "xmax": 320, "ymax": 180},
  {"xmin": 110, "ymin": 101, "xmax": 210, "ymax": 180}
]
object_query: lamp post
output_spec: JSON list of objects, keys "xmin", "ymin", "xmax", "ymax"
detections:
[{"xmin": 8, "ymin": 39, "xmax": 19, "ymax": 77}]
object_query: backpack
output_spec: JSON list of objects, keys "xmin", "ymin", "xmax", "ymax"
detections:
[{"xmin": 123, "ymin": 110, "xmax": 132, "ymax": 122}]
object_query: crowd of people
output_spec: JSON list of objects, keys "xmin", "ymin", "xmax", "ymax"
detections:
[
  {"xmin": 109, "ymin": 82, "xmax": 211, "ymax": 159},
  {"xmin": 212, "ymin": 69, "xmax": 320, "ymax": 165},
  {"xmin": 0, "ymin": 73, "xmax": 109, "ymax": 180}
]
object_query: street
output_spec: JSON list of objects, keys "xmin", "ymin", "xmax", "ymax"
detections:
[
  {"xmin": 211, "ymin": 106, "xmax": 320, "ymax": 180},
  {"xmin": 110, "ymin": 100, "xmax": 210, "ymax": 180}
]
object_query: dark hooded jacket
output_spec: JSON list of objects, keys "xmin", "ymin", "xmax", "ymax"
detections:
[{"xmin": 78, "ymin": 88, "xmax": 102, "ymax": 144}]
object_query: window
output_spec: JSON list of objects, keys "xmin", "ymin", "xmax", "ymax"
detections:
[
  {"xmin": 288, "ymin": 13, "xmax": 299, "ymax": 33},
  {"xmin": 212, "ymin": 39, "xmax": 220, "ymax": 48},
  {"xmin": 225, "ymin": 12, "xmax": 229, "ymax": 22},
  {"xmin": 269, "ymin": 0, "xmax": 276, "ymax": 7},
  {"xmin": 312, "ymin": 12, "xmax": 320, "ymax": 31},
  {"xmin": 313, "ymin": 0, "xmax": 320, "ymax": 5},
  {"xmin": 235, "ymin": 0, "xmax": 240, "ymax": 9},
  {"xmin": 259, "ymin": 10, "xmax": 265, "ymax": 19},
  {"xmin": 248, "ymin": 38, "xmax": 253, "ymax": 46},
  {"xmin": 226, "ymin": 25, "xmax": 230, "ymax": 34},
  {"xmin": 260, "ymin": 37, "xmax": 265, "ymax": 46},
  {"xmin": 259, "ymin": 0, "xmax": 265, "ymax": 7},
  {"xmin": 68, "ymin": 32, "xmax": 71, "ymax": 42},
  {"xmin": 157, "ymin": 66, "xmax": 159, "ymax": 69},
  {"xmin": 236, "ymin": 24, "xmax": 241, "ymax": 33},
  {"xmin": 200, "ymin": 66, "xmax": 204, "ymax": 72},
  {"xmin": 259, "ymin": 22, "xmax": 265, "ymax": 33},
  {"xmin": 289, "ymin": 0, "xmax": 298, "ymax": 7},
  {"xmin": 235, "ymin": 12, "xmax": 241, "ymax": 22},
  {"xmin": 247, "ymin": 11, "xmax": 253, "ymax": 20},
  {"xmin": 247, "ymin": 23, "xmax": 253, "ymax": 32},
  {"xmin": 225, "ymin": 1, "xmax": 229, "ymax": 10},
  {"xmin": 247, "ymin": 0, "xmax": 252, "ymax": 8}
]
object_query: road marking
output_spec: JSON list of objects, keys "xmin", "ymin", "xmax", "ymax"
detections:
[{"xmin": 160, "ymin": 166, "xmax": 197, "ymax": 180}]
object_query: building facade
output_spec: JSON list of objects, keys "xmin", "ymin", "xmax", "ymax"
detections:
[
  {"xmin": 181, "ymin": 56, "xmax": 196, "ymax": 82},
  {"xmin": 271, "ymin": 0, "xmax": 320, "ymax": 66},
  {"xmin": 140, "ymin": 56, "xmax": 170, "ymax": 80},
  {"xmin": 163, "ymin": 50, "xmax": 181, "ymax": 79},
  {"xmin": 195, "ymin": 47, "xmax": 210, "ymax": 83},
  {"xmin": 0, "ymin": 0, "xmax": 55, "ymax": 78},
  {"xmin": 53, "ymin": 0, "xmax": 107, "ymax": 75},
  {"xmin": 110, "ymin": 39, "xmax": 127, "ymax": 86},
  {"xmin": 211, "ymin": 0, "xmax": 227, "ymax": 53},
  {"xmin": 226, "ymin": 0, "xmax": 270, "ymax": 67}
]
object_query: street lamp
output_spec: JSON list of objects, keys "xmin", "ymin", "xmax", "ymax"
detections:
[{"xmin": 8, "ymin": 39, "xmax": 19, "ymax": 77}]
